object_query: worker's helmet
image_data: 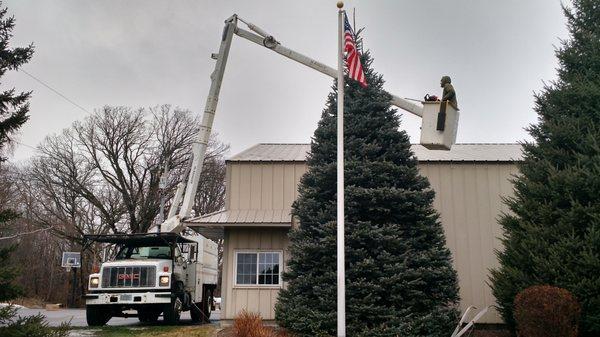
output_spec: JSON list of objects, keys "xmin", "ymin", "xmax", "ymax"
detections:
[{"xmin": 441, "ymin": 76, "xmax": 452, "ymax": 85}]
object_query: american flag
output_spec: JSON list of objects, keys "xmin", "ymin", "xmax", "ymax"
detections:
[{"xmin": 343, "ymin": 13, "xmax": 367, "ymax": 88}]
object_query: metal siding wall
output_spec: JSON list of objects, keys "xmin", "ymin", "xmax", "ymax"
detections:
[
  {"xmin": 228, "ymin": 163, "xmax": 306, "ymax": 211},
  {"xmin": 223, "ymin": 161, "xmax": 517, "ymax": 324},
  {"xmin": 419, "ymin": 162, "xmax": 518, "ymax": 323},
  {"xmin": 223, "ymin": 228, "xmax": 289, "ymax": 320}
]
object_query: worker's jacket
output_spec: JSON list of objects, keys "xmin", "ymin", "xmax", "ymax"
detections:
[{"xmin": 442, "ymin": 83, "xmax": 458, "ymax": 110}]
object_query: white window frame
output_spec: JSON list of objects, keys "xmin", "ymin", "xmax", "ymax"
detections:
[{"xmin": 234, "ymin": 250, "xmax": 283, "ymax": 288}]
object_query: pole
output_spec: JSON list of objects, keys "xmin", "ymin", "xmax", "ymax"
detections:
[
  {"xmin": 336, "ymin": 3, "xmax": 346, "ymax": 337},
  {"xmin": 71, "ymin": 268, "xmax": 77, "ymax": 308}
]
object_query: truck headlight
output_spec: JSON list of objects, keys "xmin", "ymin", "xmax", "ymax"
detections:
[
  {"xmin": 159, "ymin": 276, "xmax": 170, "ymax": 286},
  {"xmin": 89, "ymin": 277, "xmax": 99, "ymax": 288}
]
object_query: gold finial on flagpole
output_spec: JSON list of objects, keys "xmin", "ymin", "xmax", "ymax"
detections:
[{"xmin": 337, "ymin": 1, "xmax": 344, "ymax": 9}]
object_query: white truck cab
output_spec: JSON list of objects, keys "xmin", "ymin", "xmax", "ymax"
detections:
[{"xmin": 84, "ymin": 232, "xmax": 217, "ymax": 326}]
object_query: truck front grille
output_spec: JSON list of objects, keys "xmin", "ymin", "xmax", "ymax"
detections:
[{"xmin": 101, "ymin": 266, "xmax": 156, "ymax": 288}]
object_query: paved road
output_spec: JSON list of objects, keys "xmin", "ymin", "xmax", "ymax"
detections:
[{"xmin": 15, "ymin": 307, "xmax": 221, "ymax": 327}]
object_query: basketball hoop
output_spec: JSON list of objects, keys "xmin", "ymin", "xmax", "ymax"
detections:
[{"xmin": 61, "ymin": 252, "xmax": 81, "ymax": 271}]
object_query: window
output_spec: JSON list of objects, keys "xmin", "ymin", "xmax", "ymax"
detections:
[
  {"xmin": 116, "ymin": 245, "xmax": 172, "ymax": 260},
  {"xmin": 235, "ymin": 251, "xmax": 281, "ymax": 286}
]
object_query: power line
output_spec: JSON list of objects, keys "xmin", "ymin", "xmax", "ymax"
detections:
[
  {"xmin": 14, "ymin": 140, "xmax": 38, "ymax": 151},
  {"xmin": 18, "ymin": 68, "xmax": 92, "ymax": 115}
]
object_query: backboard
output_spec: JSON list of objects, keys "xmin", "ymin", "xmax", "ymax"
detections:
[{"xmin": 61, "ymin": 252, "xmax": 81, "ymax": 268}]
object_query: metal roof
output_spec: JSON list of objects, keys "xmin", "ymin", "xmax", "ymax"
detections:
[
  {"xmin": 186, "ymin": 209, "xmax": 293, "ymax": 225},
  {"xmin": 228, "ymin": 143, "xmax": 523, "ymax": 163},
  {"xmin": 84, "ymin": 233, "xmax": 196, "ymax": 245}
]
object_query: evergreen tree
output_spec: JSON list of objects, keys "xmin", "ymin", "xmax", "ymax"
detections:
[
  {"xmin": 0, "ymin": 210, "xmax": 23, "ymax": 302},
  {"xmin": 0, "ymin": 3, "xmax": 67, "ymax": 337},
  {"xmin": 275, "ymin": 35, "xmax": 460, "ymax": 337},
  {"xmin": 0, "ymin": 0, "xmax": 33, "ymax": 300},
  {"xmin": 490, "ymin": 1, "xmax": 600, "ymax": 336},
  {"xmin": 0, "ymin": 1, "xmax": 33, "ymax": 162}
]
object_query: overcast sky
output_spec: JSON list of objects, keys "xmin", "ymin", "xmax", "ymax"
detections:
[{"xmin": 5, "ymin": 0, "xmax": 569, "ymax": 162}]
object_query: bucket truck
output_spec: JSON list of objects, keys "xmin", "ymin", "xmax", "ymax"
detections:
[{"xmin": 83, "ymin": 13, "xmax": 458, "ymax": 327}]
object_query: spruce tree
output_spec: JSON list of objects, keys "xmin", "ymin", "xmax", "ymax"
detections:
[
  {"xmin": 0, "ymin": 1, "xmax": 33, "ymax": 162},
  {"xmin": 490, "ymin": 1, "xmax": 600, "ymax": 336},
  {"xmin": 275, "ymin": 35, "xmax": 460, "ymax": 337},
  {"xmin": 0, "ymin": 3, "xmax": 65, "ymax": 337},
  {"xmin": 0, "ymin": 0, "xmax": 33, "ymax": 299}
]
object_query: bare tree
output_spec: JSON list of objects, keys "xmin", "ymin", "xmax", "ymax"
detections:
[
  {"xmin": 30, "ymin": 105, "xmax": 228, "ymax": 234},
  {"xmin": 8, "ymin": 104, "xmax": 229, "ymax": 304},
  {"xmin": 193, "ymin": 145, "xmax": 228, "ymax": 216}
]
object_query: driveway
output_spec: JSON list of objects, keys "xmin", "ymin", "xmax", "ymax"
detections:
[{"xmin": 15, "ymin": 306, "xmax": 221, "ymax": 327}]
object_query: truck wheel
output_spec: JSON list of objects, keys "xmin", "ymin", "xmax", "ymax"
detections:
[
  {"xmin": 86, "ymin": 305, "xmax": 110, "ymax": 326},
  {"xmin": 163, "ymin": 297, "xmax": 182, "ymax": 325},
  {"xmin": 201, "ymin": 287, "xmax": 213, "ymax": 323}
]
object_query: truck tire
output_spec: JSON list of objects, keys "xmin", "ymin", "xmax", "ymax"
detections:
[
  {"xmin": 201, "ymin": 287, "xmax": 213, "ymax": 323},
  {"xmin": 86, "ymin": 305, "xmax": 111, "ymax": 326},
  {"xmin": 163, "ymin": 297, "xmax": 182, "ymax": 325}
]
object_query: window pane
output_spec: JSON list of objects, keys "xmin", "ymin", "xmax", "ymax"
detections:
[
  {"xmin": 237, "ymin": 253, "xmax": 258, "ymax": 285},
  {"xmin": 257, "ymin": 252, "xmax": 280, "ymax": 285}
]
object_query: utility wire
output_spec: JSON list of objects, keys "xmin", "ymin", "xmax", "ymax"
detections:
[
  {"xmin": 18, "ymin": 68, "xmax": 92, "ymax": 115},
  {"xmin": 14, "ymin": 140, "xmax": 38, "ymax": 151}
]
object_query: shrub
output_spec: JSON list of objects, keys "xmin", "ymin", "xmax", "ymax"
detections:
[
  {"xmin": 0, "ymin": 305, "xmax": 70, "ymax": 337},
  {"xmin": 232, "ymin": 310, "xmax": 277, "ymax": 337},
  {"xmin": 514, "ymin": 285, "xmax": 581, "ymax": 337}
]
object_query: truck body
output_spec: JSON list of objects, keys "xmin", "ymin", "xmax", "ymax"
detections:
[{"xmin": 84, "ymin": 233, "xmax": 217, "ymax": 325}]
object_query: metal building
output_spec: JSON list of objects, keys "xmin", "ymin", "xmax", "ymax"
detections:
[{"xmin": 186, "ymin": 143, "xmax": 523, "ymax": 325}]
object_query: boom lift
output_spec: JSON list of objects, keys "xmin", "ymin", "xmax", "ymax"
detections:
[{"xmin": 162, "ymin": 14, "xmax": 459, "ymax": 233}]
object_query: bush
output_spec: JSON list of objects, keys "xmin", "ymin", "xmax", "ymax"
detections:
[
  {"xmin": 232, "ymin": 310, "xmax": 277, "ymax": 337},
  {"xmin": 514, "ymin": 285, "xmax": 581, "ymax": 337},
  {"xmin": 0, "ymin": 305, "xmax": 70, "ymax": 337}
]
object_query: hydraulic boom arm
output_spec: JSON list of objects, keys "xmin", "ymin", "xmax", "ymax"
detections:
[{"xmin": 161, "ymin": 14, "xmax": 425, "ymax": 233}]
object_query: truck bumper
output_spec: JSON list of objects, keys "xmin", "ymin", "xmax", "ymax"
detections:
[{"xmin": 85, "ymin": 292, "xmax": 173, "ymax": 305}]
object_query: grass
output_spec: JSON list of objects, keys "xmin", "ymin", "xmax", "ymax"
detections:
[{"xmin": 69, "ymin": 325, "xmax": 217, "ymax": 337}]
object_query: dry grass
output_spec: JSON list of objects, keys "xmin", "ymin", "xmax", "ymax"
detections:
[
  {"xmin": 229, "ymin": 311, "xmax": 291, "ymax": 337},
  {"xmin": 13, "ymin": 297, "xmax": 47, "ymax": 308},
  {"xmin": 139, "ymin": 326, "xmax": 216, "ymax": 337},
  {"xmin": 88, "ymin": 325, "xmax": 217, "ymax": 337}
]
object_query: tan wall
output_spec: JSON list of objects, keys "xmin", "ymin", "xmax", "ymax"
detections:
[
  {"xmin": 420, "ymin": 162, "xmax": 517, "ymax": 323},
  {"xmin": 226, "ymin": 162, "xmax": 308, "ymax": 210},
  {"xmin": 222, "ymin": 227, "xmax": 290, "ymax": 320},
  {"xmin": 222, "ymin": 161, "xmax": 517, "ymax": 323}
]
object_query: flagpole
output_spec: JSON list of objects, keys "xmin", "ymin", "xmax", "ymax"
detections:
[{"xmin": 336, "ymin": 2, "xmax": 346, "ymax": 337}]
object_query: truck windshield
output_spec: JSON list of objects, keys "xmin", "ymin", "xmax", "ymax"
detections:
[{"xmin": 115, "ymin": 245, "xmax": 172, "ymax": 260}]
